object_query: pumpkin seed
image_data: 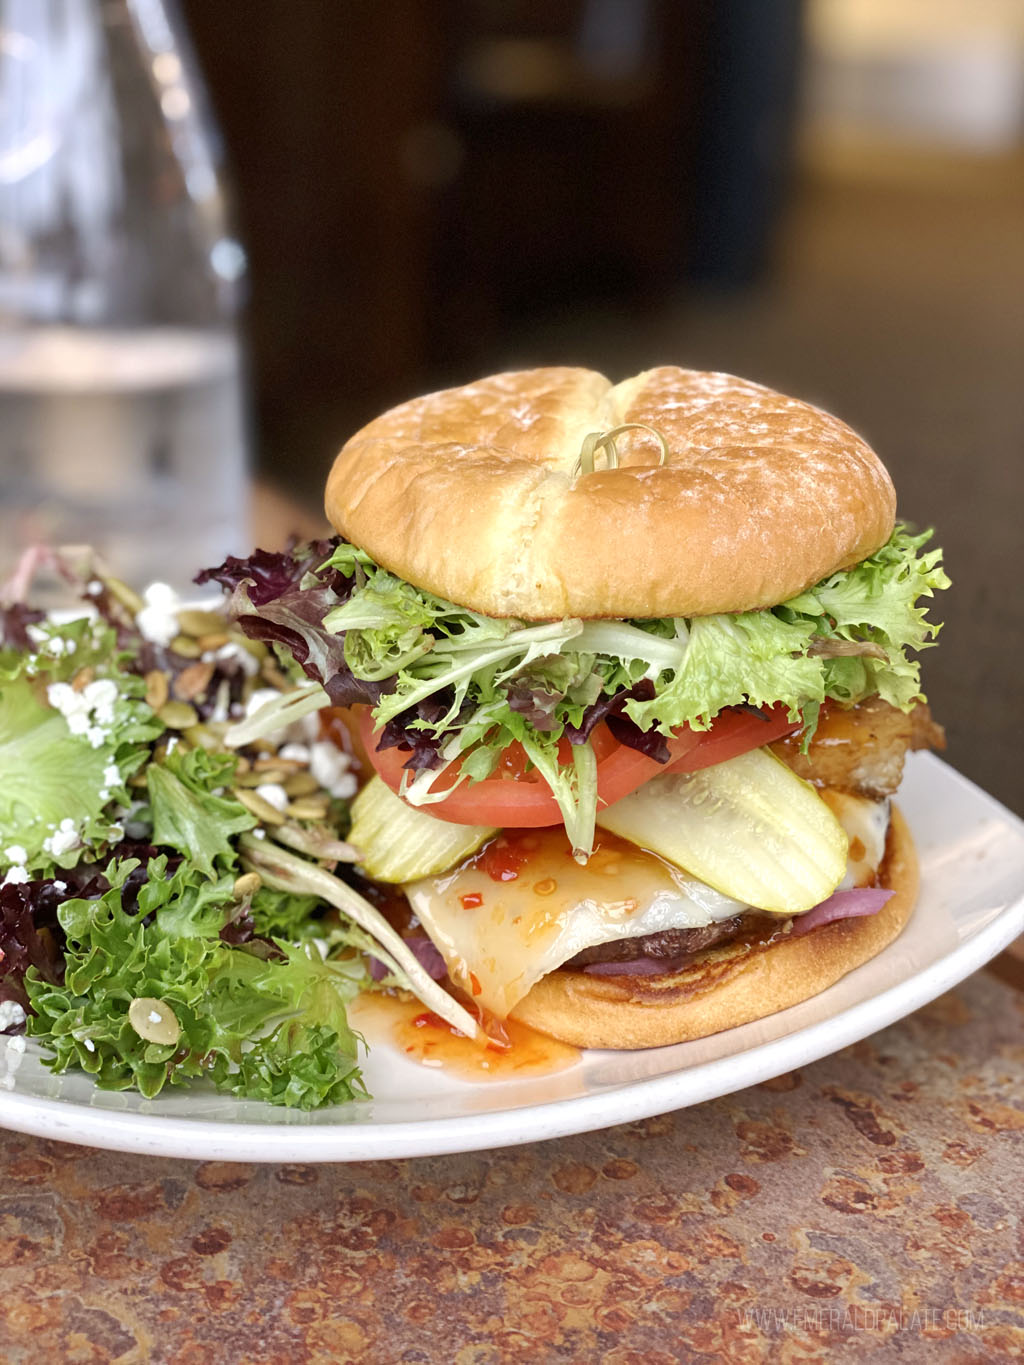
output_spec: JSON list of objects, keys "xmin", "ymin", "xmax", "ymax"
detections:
[
  {"xmin": 169, "ymin": 634, "xmax": 201, "ymax": 659},
  {"xmin": 253, "ymin": 756, "xmax": 305, "ymax": 774},
  {"xmin": 177, "ymin": 608, "xmax": 228, "ymax": 637},
  {"xmin": 234, "ymin": 767, "xmax": 287, "ymax": 788},
  {"xmin": 233, "ymin": 787, "xmax": 286, "ymax": 825},
  {"xmin": 128, "ymin": 997, "xmax": 181, "ymax": 1047},
  {"xmin": 182, "ymin": 724, "xmax": 221, "ymax": 751},
  {"xmin": 232, "ymin": 871, "xmax": 262, "ymax": 900},
  {"xmin": 158, "ymin": 700, "xmax": 199, "ymax": 730},
  {"xmin": 144, "ymin": 669, "xmax": 169, "ymax": 711},
  {"xmin": 283, "ymin": 771, "xmax": 321, "ymax": 797}
]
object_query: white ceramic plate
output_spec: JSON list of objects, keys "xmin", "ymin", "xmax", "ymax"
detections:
[{"xmin": 1, "ymin": 753, "xmax": 1021, "ymax": 1162}]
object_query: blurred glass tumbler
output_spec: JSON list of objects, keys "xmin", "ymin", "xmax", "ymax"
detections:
[{"xmin": 0, "ymin": 0, "xmax": 249, "ymax": 594}]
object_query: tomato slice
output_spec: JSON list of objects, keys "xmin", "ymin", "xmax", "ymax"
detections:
[
  {"xmin": 667, "ymin": 705, "xmax": 801, "ymax": 774},
  {"xmin": 358, "ymin": 703, "xmax": 800, "ymax": 827},
  {"xmin": 358, "ymin": 709, "xmax": 653, "ymax": 826}
]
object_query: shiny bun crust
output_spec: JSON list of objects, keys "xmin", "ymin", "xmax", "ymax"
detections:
[
  {"xmin": 325, "ymin": 366, "xmax": 896, "ymax": 619},
  {"xmin": 509, "ymin": 806, "xmax": 918, "ymax": 1050}
]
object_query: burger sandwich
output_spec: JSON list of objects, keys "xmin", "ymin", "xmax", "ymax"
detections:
[{"xmin": 208, "ymin": 367, "xmax": 948, "ymax": 1050}]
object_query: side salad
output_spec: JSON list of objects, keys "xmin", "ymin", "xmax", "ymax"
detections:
[{"xmin": 0, "ymin": 549, "xmax": 476, "ymax": 1110}]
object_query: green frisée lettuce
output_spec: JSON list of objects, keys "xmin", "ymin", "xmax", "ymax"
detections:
[
  {"xmin": 25, "ymin": 857, "xmax": 369, "ymax": 1107},
  {"xmin": 305, "ymin": 527, "xmax": 948, "ymax": 853},
  {"xmin": 147, "ymin": 748, "xmax": 256, "ymax": 879},
  {"xmin": 778, "ymin": 527, "xmax": 949, "ymax": 710}
]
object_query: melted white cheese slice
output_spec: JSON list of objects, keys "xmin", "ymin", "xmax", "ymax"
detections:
[
  {"xmin": 821, "ymin": 791, "xmax": 890, "ymax": 890},
  {"xmin": 405, "ymin": 792, "xmax": 889, "ymax": 1019}
]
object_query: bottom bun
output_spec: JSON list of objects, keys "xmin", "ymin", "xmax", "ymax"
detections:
[{"xmin": 510, "ymin": 805, "xmax": 919, "ymax": 1050}]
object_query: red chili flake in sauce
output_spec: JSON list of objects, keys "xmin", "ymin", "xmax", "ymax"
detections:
[
  {"xmin": 469, "ymin": 972, "xmax": 483, "ymax": 996},
  {"xmin": 460, "ymin": 892, "xmax": 483, "ymax": 909}
]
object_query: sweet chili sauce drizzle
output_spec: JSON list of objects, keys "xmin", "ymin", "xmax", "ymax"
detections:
[
  {"xmin": 478, "ymin": 831, "xmax": 538, "ymax": 882},
  {"xmin": 348, "ymin": 992, "xmax": 580, "ymax": 1080}
]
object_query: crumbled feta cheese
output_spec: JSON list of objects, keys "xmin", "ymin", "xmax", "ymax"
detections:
[
  {"xmin": 0, "ymin": 1001, "xmax": 26, "ymax": 1030},
  {"xmin": 309, "ymin": 741, "xmax": 358, "ymax": 799},
  {"xmin": 251, "ymin": 827, "xmax": 266, "ymax": 840},
  {"xmin": 293, "ymin": 714, "xmax": 322, "ymax": 745},
  {"xmin": 3, "ymin": 845, "xmax": 27, "ymax": 865},
  {"xmin": 135, "ymin": 582, "xmax": 181, "ymax": 646},
  {"xmin": 53, "ymin": 880, "xmax": 67, "ymax": 893},
  {"xmin": 278, "ymin": 742, "xmax": 311, "ymax": 763},
  {"xmin": 254, "ymin": 783, "xmax": 289, "ymax": 812},
  {"xmin": 83, "ymin": 1038, "xmax": 96, "ymax": 1052},
  {"xmin": 103, "ymin": 764, "xmax": 120, "ymax": 788},
  {"xmin": 244, "ymin": 687, "xmax": 282, "ymax": 720},
  {"xmin": 86, "ymin": 579, "xmax": 103, "ymax": 596},
  {"xmin": 47, "ymin": 681, "xmax": 82, "ymax": 718},
  {"xmin": 2, "ymin": 867, "xmax": 29, "ymax": 886},
  {"xmin": 48, "ymin": 678, "xmax": 118, "ymax": 749},
  {"xmin": 83, "ymin": 679, "xmax": 118, "ymax": 723},
  {"xmin": 45, "ymin": 818, "xmax": 79, "ymax": 857},
  {"xmin": 1, "ymin": 1031, "xmax": 26, "ymax": 1088}
]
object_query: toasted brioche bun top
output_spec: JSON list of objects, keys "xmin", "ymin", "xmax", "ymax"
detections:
[{"xmin": 325, "ymin": 366, "xmax": 896, "ymax": 619}]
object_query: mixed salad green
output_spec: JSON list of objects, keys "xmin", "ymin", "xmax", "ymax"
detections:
[{"xmin": 0, "ymin": 553, "xmax": 476, "ymax": 1108}]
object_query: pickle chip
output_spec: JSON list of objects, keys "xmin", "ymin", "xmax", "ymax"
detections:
[
  {"xmin": 597, "ymin": 747, "xmax": 849, "ymax": 915},
  {"xmin": 348, "ymin": 776, "xmax": 496, "ymax": 883}
]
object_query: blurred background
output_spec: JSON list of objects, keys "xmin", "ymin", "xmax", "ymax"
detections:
[{"xmin": 1, "ymin": 0, "xmax": 1021, "ymax": 812}]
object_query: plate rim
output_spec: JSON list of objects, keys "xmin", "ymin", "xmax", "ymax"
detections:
[{"xmin": 2, "ymin": 753, "xmax": 1022, "ymax": 1162}]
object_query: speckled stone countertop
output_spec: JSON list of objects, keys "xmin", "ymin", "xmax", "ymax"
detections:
[{"xmin": 1, "ymin": 961, "xmax": 1022, "ymax": 1364}]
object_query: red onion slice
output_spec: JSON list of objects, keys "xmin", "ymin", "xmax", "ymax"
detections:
[
  {"xmin": 583, "ymin": 955, "xmax": 692, "ymax": 977},
  {"xmin": 789, "ymin": 887, "xmax": 894, "ymax": 937},
  {"xmin": 369, "ymin": 934, "xmax": 447, "ymax": 982}
]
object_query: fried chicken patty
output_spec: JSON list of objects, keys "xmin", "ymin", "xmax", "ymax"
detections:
[{"xmin": 771, "ymin": 697, "xmax": 944, "ymax": 800}]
